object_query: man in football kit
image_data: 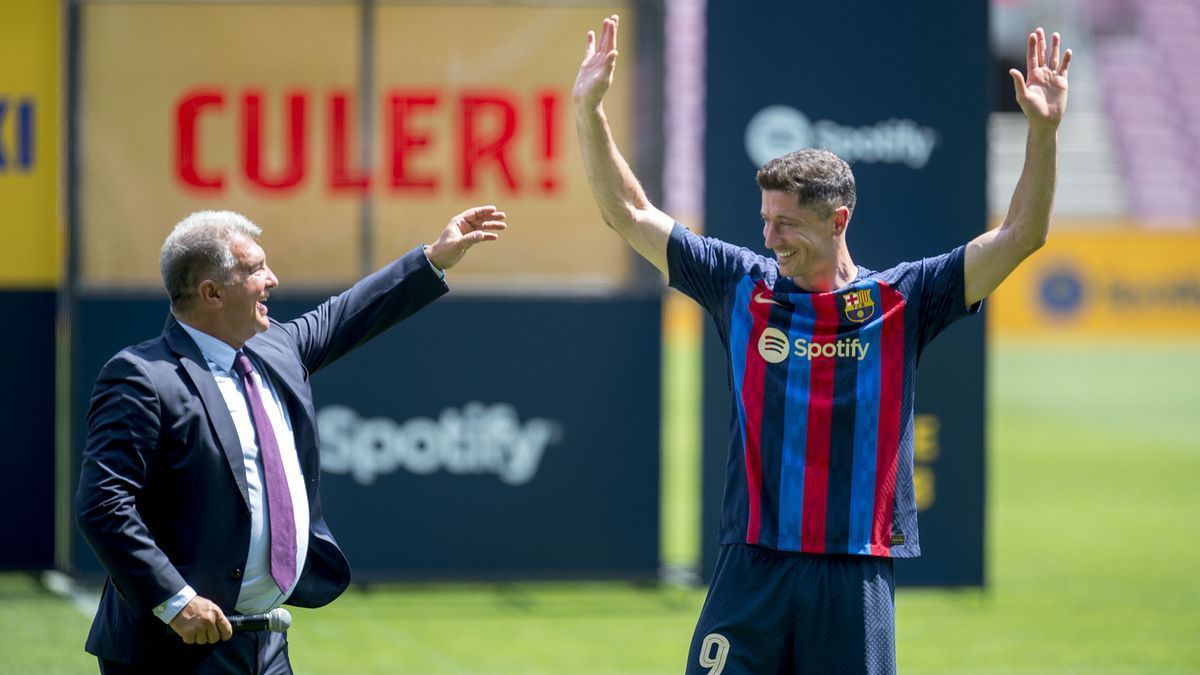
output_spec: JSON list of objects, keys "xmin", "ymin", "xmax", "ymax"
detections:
[{"xmin": 573, "ymin": 15, "xmax": 1070, "ymax": 674}]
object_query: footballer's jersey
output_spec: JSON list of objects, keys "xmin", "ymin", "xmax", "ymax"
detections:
[{"xmin": 667, "ymin": 223, "xmax": 980, "ymax": 558}]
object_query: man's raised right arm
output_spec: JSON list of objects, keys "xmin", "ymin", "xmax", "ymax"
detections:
[{"xmin": 573, "ymin": 14, "xmax": 673, "ymax": 275}]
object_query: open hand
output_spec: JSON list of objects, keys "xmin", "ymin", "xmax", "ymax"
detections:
[
  {"xmin": 1009, "ymin": 27, "xmax": 1071, "ymax": 129},
  {"xmin": 424, "ymin": 205, "xmax": 507, "ymax": 271},
  {"xmin": 573, "ymin": 15, "xmax": 620, "ymax": 109}
]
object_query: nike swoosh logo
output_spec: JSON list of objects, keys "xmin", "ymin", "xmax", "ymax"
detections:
[{"xmin": 752, "ymin": 292, "xmax": 789, "ymax": 307}]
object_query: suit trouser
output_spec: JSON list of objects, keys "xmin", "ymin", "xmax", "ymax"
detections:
[{"xmin": 98, "ymin": 630, "xmax": 292, "ymax": 675}]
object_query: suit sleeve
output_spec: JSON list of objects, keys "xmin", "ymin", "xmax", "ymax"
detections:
[
  {"xmin": 283, "ymin": 246, "xmax": 449, "ymax": 375},
  {"xmin": 76, "ymin": 353, "xmax": 187, "ymax": 614}
]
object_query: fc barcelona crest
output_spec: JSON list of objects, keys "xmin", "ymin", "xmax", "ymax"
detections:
[{"xmin": 842, "ymin": 289, "xmax": 875, "ymax": 323}]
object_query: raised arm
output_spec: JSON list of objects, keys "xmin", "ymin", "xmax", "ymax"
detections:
[
  {"xmin": 964, "ymin": 27, "xmax": 1072, "ymax": 306},
  {"xmin": 285, "ymin": 205, "xmax": 506, "ymax": 373},
  {"xmin": 573, "ymin": 15, "xmax": 674, "ymax": 275}
]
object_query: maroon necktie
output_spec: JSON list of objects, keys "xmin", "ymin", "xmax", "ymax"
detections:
[{"xmin": 233, "ymin": 352, "xmax": 297, "ymax": 594}]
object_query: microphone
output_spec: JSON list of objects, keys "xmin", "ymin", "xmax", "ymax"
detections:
[{"xmin": 228, "ymin": 608, "xmax": 292, "ymax": 633}]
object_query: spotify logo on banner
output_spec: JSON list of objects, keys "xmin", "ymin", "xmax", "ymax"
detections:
[{"xmin": 744, "ymin": 105, "xmax": 939, "ymax": 170}]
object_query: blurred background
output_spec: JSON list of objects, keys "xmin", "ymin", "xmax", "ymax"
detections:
[{"xmin": 1, "ymin": 0, "xmax": 1197, "ymax": 672}]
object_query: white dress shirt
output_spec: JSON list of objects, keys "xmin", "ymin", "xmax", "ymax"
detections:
[{"xmin": 153, "ymin": 322, "xmax": 310, "ymax": 623}]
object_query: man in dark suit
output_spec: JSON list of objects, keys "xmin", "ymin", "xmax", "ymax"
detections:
[{"xmin": 76, "ymin": 205, "xmax": 506, "ymax": 674}]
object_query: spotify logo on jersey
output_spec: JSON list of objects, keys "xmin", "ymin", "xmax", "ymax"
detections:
[
  {"xmin": 755, "ymin": 329, "xmax": 872, "ymax": 364},
  {"xmin": 757, "ymin": 327, "xmax": 790, "ymax": 364}
]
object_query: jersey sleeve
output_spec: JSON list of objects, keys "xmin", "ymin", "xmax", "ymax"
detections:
[
  {"xmin": 666, "ymin": 223, "xmax": 756, "ymax": 314},
  {"xmin": 909, "ymin": 244, "xmax": 982, "ymax": 350}
]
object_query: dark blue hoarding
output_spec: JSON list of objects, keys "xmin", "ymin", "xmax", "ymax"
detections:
[
  {"xmin": 701, "ymin": 1, "xmax": 988, "ymax": 585},
  {"xmin": 0, "ymin": 291, "xmax": 56, "ymax": 570}
]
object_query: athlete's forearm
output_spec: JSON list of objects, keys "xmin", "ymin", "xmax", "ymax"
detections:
[
  {"xmin": 576, "ymin": 105, "xmax": 654, "ymax": 229},
  {"xmin": 575, "ymin": 104, "xmax": 671, "ymax": 272},
  {"xmin": 1000, "ymin": 124, "xmax": 1058, "ymax": 255}
]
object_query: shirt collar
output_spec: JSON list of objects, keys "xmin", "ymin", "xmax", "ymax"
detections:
[{"xmin": 176, "ymin": 320, "xmax": 240, "ymax": 373}]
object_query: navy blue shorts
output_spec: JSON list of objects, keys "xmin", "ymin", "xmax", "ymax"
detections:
[{"xmin": 685, "ymin": 544, "xmax": 896, "ymax": 674}]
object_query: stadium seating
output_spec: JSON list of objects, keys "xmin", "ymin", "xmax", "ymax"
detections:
[{"xmin": 1088, "ymin": 0, "xmax": 1200, "ymax": 221}]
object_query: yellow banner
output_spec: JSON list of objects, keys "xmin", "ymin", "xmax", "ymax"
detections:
[
  {"xmin": 989, "ymin": 229, "xmax": 1200, "ymax": 339},
  {"xmin": 81, "ymin": 3, "xmax": 634, "ymax": 291},
  {"xmin": 0, "ymin": 0, "xmax": 60, "ymax": 287}
]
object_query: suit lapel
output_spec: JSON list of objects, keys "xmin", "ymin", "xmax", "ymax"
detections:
[{"xmin": 163, "ymin": 316, "xmax": 252, "ymax": 513}]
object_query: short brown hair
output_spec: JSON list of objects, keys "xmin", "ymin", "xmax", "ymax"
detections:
[{"xmin": 755, "ymin": 148, "xmax": 857, "ymax": 216}]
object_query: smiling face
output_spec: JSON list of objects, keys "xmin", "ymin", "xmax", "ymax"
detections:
[
  {"xmin": 760, "ymin": 189, "xmax": 843, "ymax": 279},
  {"xmin": 217, "ymin": 236, "xmax": 278, "ymax": 347}
]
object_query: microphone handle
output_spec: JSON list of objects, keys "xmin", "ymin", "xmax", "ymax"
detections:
[{"xmin": 229, "ymin": 612, "xmax": 272, "ymax": 632}]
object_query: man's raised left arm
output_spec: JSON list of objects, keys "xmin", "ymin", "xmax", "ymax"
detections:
[
  {"xmin": 285, "ymin": 205, "xmax": 507, "ymax": 372},
  {"xmin": 964, "ymin": 27, "xmax": 1071, "ymax": 307}
]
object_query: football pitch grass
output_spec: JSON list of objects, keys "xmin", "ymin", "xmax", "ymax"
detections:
[{"xmin": 1, "ymin": 340, "xmax": 1197, "ymax": 674}]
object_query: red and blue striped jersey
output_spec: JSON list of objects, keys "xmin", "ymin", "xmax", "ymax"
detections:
[{"xmin": 667, "ymin": 224, "xmax": 980, "ymax": 558}]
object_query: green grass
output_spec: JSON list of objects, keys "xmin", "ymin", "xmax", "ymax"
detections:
[
  {"xmin": 899, "ymin": 340, "xmax": 1200, "ymax": 673},
  {"xmin": 286, "ymin": 582, "xmax": 704, "ymax": 674},
  {"xmin": 2, "ymin": 340, "xmax": 1198, "ymax": 674},
  {"xmin": 0, "ymin": 573, "xmax": 95, "ymax": 674}
]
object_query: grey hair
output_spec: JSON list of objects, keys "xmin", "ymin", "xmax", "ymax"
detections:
[
  {"xmin": 755, "ymin": 148, "xmax": 857, "ymax": 216},
  {"xmin": 160, "ymin": 210, "xmax": 262, "ymax": 313}
]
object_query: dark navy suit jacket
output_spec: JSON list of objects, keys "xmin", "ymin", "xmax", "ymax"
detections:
[{"xmin": 76, "ymin": 248, "xmax": 446, "ymax": 667}]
